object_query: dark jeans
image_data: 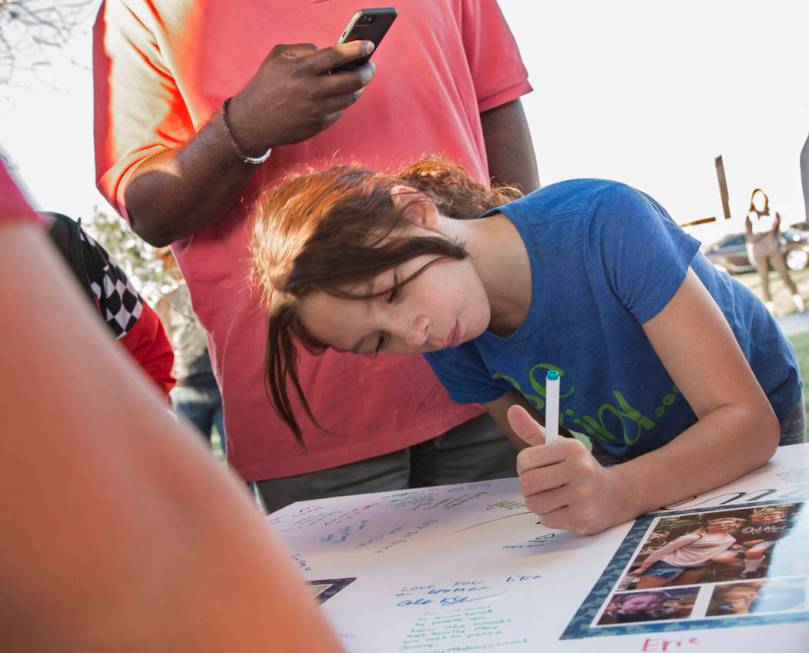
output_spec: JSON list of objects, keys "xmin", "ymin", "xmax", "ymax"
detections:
[
  {"xmin": 171, "ymin": 382, "xmax": 225, "ymax": 452},
  {"xmin": 256, "ymin": 413, "xmax": 516, "ymax": 514},
  {"xmin": 779, "ymin": 393, "xmax": 807, "ymax": 446}
]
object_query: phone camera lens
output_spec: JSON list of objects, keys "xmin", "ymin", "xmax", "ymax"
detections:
[{"xmin": 358, "ymin": 15, "xmax": 376, "ymax": 25}]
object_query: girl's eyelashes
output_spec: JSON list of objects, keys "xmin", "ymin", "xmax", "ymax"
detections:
[
  {"xmin": 374, "ymin": 271, "xmax": 400, "ymax": 353},
  {"xmin": 387, "ymin": 270, "xmax": 401, "ymax": 303}
]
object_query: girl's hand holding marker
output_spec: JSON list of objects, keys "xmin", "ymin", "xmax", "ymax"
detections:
[{"xmin": 509, "ymin": 399, "xmax": 635, "ymax": 537}]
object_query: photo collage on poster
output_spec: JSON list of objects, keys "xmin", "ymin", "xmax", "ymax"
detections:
[{"xmin": 562, "ymin": 501, "xmax": 809, "ymax": 639}]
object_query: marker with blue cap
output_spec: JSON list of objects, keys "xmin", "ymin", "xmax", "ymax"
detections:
[{"xmin": 545, "ymin": 369, "xmax": 560, "ymax": 444}]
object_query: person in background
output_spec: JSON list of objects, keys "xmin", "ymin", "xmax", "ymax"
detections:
[
  {"xmin": 154, "ymin": 246, "xmax": 225, "ymax": 452},
  {"xmin": 94, "ymin": 0, "xmax": 539, "ymax": 513},
  {"xmin": 44, "ymin": 211, "xmax": 175, "ymax": 398},
  {"xmin": 1, "ymin": 163, "xmax": 343, "ymax": 651},
  {"xmin": 744, "ymin": 188, "xmax": 804, "ymax": 313}
]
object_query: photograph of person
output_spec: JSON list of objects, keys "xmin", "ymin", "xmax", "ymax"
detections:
[
  {"xmin": 574, "ymin": 503, "xmax": 809, "ymax": 638},
  {"xmin": 710, "ymin": 505, "xmax": 796, "ymax": 580},
  {"xmin": 625, "ymin": 516, "xmax": 746, "ymax": 589},
  {"xmin": 597, "ymin": 588, "xmax": 699, "ymax": 625},
  {"xmin": 707, "ymin": 578, "xmax": 808, "ymax": 617},
  {"xmin": 707, "ymin": 581, "xmax": 763, "ymax": 616},
  {"xmin": 619, "ymin": 504, "xmax": 805, "ymax": 591}
]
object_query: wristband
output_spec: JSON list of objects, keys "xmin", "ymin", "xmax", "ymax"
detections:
[{"xmin": 222, "ymin": 97, "xmax": 272, "ymax": 165}]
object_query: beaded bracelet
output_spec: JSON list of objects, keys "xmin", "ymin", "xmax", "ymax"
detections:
[{"xmin": 221, "ymin": 97, "xmax": 272, "ymax": 165}]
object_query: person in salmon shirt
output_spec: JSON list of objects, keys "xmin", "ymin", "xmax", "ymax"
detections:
[{"xmin": 93, "ymin": 0, "xmax": 539, "ymax": 512}]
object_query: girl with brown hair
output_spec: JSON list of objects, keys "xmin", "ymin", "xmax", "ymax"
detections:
[
  {"xmin": 251, "ymin": 157, "xmax": 803, "ymax": 535},
  {"xmin": 744, "ymin": 188, "xmax": 804, "ymax": 313}
]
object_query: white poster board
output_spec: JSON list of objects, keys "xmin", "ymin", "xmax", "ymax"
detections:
[{"xmin": 269, "ymin": 444, "xmax": 809, "ymax": 652}]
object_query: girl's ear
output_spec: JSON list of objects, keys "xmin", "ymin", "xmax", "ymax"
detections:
[{"xmin": 390, "ymin": 185, "xmax": 440, "ymax": 229}]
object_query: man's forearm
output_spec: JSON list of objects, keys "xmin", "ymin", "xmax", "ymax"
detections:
[
  {"xmin": 480, "ymin": 99, "xmax": 539, "ymax": 193},
  {"xmin": 125, "ymin": 110, "xmax": 257, "ymax": 246},
  {"xmin": 121, "ymin": 42, "xmax": 375, "ymax": 247}
]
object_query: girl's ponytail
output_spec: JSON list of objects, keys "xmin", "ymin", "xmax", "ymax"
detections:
[{"xmin": 398, "ymin": 156, "xmax": 522, "ymax": 219}]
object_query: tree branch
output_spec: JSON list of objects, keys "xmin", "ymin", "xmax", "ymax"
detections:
[{"xmin": 0, "ymin": 0, "xmax": 96, "ymax": 86}]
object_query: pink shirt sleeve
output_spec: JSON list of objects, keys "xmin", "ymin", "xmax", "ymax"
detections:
[
  {"xmin": 93, "ymin": 0, "xmax": 196, "ymax": 218},
  {"xmin": 643, "ymin": 533, "xmax": 700, "ymax": 564},
  {"xmin": 459, "ymin": 0, "xmax": 533, "ymax": 112},
  {"xmin": 0, "ymin": 164, "xmax": 38, "ymax": 225}
]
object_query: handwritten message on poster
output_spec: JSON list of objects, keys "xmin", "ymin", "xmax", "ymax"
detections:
[{"xmin": 270, "ymin": 445, "xmax": 809, "ymax": 652}]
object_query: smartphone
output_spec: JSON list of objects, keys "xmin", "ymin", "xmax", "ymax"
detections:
[{"xmin": 331, "ymin": 7, "xmax": 397, "ymax": 73}]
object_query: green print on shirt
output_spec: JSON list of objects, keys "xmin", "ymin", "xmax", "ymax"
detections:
[
  {"xmin": 492, "ymin": 364, "xmax": 681, "ymax": 447},
  {"xmin": 492, "ymin": 363, "xmax": 573, "ymax": 413}
]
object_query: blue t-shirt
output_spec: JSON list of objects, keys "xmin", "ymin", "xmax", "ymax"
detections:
[{"xmin": 425, "ymin": 180, "xmax": 801, "ymax": 459}]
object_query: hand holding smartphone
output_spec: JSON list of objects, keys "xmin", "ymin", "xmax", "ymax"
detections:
[{"xmin": 331, "ymin": 7, "xmax": 397, "ymax": 74}]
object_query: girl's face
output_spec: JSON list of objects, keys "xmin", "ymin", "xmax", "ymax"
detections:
[
  {"xmin": 705, "ymin": 518, "xmax": 742, "ymax": 532},
  {"xmin": 724, "ymin": 588, "xmax": 758, "ymax": 604},
  {"xmin": 752, "ymin": 192, "xmax": 767, "ymax": 213},
  {"xmin": 298, "ymin": 246, "xmax": 492, "ymax": 356},
  {"xmin": 618, "ymin": 595, "xmax": 662, "ymax": 614}
]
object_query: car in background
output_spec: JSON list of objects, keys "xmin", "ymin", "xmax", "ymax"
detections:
[
  {"xmin": 704, "ymin": 228, "xmax": 809, "ymax": 274},
  {"xmin": 787, "ymin": 220, "xmax": 809, "ymax": 234}
]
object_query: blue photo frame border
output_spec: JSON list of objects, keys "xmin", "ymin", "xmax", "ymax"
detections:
[{"xmin": 561, "ymin": 499, "xmax": 809, "ymax": 639}]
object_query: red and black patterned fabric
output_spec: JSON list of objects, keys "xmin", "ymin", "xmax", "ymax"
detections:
[{"xmin": 46, "ymin": 212, "xmax": 175, "ymax": 397}]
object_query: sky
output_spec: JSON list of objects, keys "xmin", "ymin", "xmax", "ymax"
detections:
[{"xmin": 1, "ymin": 0, "xmax": 808, "ymax": 247}]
